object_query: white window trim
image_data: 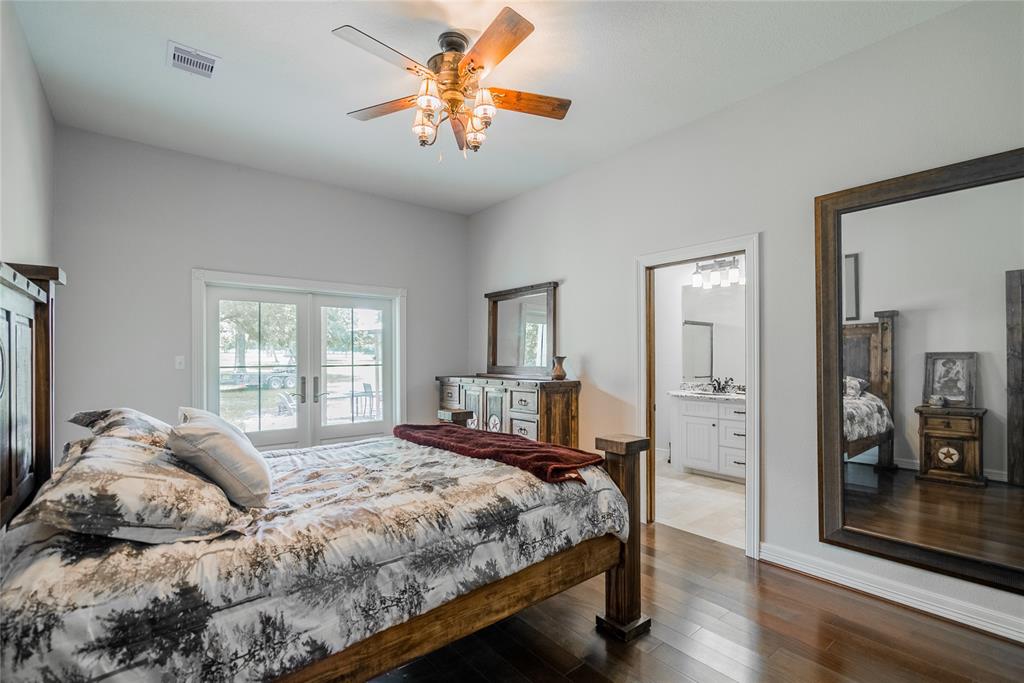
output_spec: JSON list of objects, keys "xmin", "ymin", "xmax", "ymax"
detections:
[{"xmin": 191, "ymin": 268, "xmax": 407, "ymax": 430}]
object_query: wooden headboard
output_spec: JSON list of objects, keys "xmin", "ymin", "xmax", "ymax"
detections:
[
  {"xmin": 842, "ymin": 309, "xmax": 897, "ymax": 414},
  {"xmin": 1, "ymin": 262, "xmax": 65, "ymax": 526}
]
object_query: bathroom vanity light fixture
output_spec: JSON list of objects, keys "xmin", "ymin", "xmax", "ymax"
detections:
[{"xmin": 691, "ymin": 256, "xmax": 745, "ymax": 290}]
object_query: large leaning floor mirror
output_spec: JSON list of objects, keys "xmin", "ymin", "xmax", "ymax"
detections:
[{"xmin": 816, "ymin": 148, "xmax": 1024, "ymax": 592}]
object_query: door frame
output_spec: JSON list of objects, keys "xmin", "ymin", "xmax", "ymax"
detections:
[
  {"xmin": 635, "ymin": 233, "xmax": 761, "ymax": 559},
  {"xmin": 191, "ymin": 268, "xmax": 407, "ymax": 442}
]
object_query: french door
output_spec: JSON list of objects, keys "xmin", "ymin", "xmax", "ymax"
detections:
[{"xmin": 205, "ymin": 287, "xmax": 393, "ymax": 449}]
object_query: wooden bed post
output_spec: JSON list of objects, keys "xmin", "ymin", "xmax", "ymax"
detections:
[
  {"xmin": 875, "ymin": 310, "xmax": 898, "ymax": 472},
  {"xmin": 594, "ymin": 434, "xmax": 651, "ymax": 642}
]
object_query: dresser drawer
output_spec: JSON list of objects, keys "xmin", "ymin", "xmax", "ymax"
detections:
[
  {"xmin": 719, "ymin": 403, "xmax": 747, "ymax": 421},
  {"xmin": 719, "ymin": 421, "xmax": 746, "ymax": 449},
  {"xmin": 719, "ymin": 446, "xmax": 747, "ymax": 479},
  {"xmin": 440, "ymin": 383, "xmax": 461, "ymax": 408},
  {"xmin": 510, "ymin": 417, "xmax": 538, "ymax": 440},
  {"xmin": 680, "ymin": 400, "xmax": 718, "ymax": 418},
  {"xmin": 922, "ymin": 415, "xmax": 976, "ymax": 435},
  {"xmin": 510, "ymin": 389, "xmax": 538, "ymax": 414}
]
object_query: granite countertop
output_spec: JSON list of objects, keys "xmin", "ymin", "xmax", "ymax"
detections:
[{"xmin": 667, "ymin": 389, "xmax": 746, "ymax": 403}]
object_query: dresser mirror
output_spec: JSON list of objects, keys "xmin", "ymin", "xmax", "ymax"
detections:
[
  {"xmin": 816, "ymin": 149, "xmax": 1024, "ymax": 593},
  {"xmin": 486, "ymin": 282, "xmax": 557, "ymax": 376}
]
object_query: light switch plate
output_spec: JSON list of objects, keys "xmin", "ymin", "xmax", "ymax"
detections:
[{"xmin": 174, "ymin": 355, "xmax": 186, "ymax": 370}]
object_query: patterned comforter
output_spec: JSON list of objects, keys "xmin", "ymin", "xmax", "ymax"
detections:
[
  {"xmin": 1, "ymin": 437, "xmax": 628, "ymax": 682},
  {"xmin": 844, "ymin": 391, "xmax": 894, "ymax": 441}
]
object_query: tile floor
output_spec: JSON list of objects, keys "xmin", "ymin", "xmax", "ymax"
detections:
[{"xmin": 654, "ymin": 457, "xmax": 745, "ymax": 549}]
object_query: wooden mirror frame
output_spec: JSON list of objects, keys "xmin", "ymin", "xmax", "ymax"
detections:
[
  {"xmin": 485, "ymin": 281, "xmax": 557, "ymax": 377},
  {"xmin": 815, "ymin": 148, "xmax": 1024, "ymax": 593}
]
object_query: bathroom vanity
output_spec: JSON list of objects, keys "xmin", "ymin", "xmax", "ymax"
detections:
[{"xmin": 667, "ymin": 390, "xmax": 747, "ymax": 480}]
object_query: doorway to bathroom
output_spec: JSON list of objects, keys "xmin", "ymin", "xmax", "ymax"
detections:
[{"xmin": 636, "ymin": 235, "xmax": 760, "ymax": 558}]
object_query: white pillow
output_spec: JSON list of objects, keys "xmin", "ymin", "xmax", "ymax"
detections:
[{"xmin": 168, "ymin": 407, "xmax": 272, "ymax": 508}]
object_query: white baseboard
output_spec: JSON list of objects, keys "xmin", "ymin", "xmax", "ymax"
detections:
[
  {"xmin": 656, "ymin": 447, "xmax": 670, "ymax": 463},
  {"xmin": 894, "ymin": 457, "xmax": 1007, "ymax": 482},
  {"xmin": 758, "ymin": 543, "xmax": 1023, "ymax": 643}
]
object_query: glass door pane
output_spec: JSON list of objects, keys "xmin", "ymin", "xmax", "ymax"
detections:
[
  {"xmin": 314, "ymin": 297, "xmax": 391, "ymax": 442},
  {"xmin": 207, "ymin": 288, "xmax": 308, "ymax": 448}
]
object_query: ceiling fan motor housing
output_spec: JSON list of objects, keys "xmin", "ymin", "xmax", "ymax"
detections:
[
  {"xmin": 437, "ymin": 31, "xmax": 469, "ymax": 54},
  {"xmin": 428, "ymin": 34, "xmax": 477, "ymax": 115}
]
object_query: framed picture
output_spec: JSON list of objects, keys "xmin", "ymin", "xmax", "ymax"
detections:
[
  {"xmin": 843, "ymin": 253, "xmax": 859, "ymax": 321},
  {"xmin": 922, "ymin": 352, "xmax": 977, "ymax": 407}
]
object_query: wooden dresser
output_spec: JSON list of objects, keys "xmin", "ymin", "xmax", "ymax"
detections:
[{"xmin": 436, "ymin": 375, "xmax": 580, "ymax": 447}]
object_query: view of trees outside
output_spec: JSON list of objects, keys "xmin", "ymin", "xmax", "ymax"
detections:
[
  {"xmin": 216, "ymin": 301, "xmax": 385, "ymax": 433},
  {"xmin": 218, "ymin": 300, "xmax": 298, "ymax": 432},
  {"xmin": 522, "ymin": 321, "xmax": 547, "ymax": 367},
  {"xmin": 321, "ymin": 307, "xmax": 384, "ymax": 425}
]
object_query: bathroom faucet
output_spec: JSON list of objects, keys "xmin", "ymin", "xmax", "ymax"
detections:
[{"xmin": 710, "ymin": 377, "xmax": 734, "ymax": 393}]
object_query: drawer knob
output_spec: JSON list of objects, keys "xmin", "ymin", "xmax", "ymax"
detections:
[
  {"xmin": 943, "ymin": 421, "xmax": 951, "ymax": 428},
  {"xmin": 517, "ymin": 427, "xmax": 528, "ymax": 435},
  {"xmin": 518, "ymin": 398, "xmax": 528, "ymax": 406}
]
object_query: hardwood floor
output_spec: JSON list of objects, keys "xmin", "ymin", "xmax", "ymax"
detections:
[
  {"xmin": 371, "ymin": 523, "xmax": 1023, "ymax": 682},
  {"xmin": 844, "ymin": 462, "xmax": 1024, "ymax": 570}
]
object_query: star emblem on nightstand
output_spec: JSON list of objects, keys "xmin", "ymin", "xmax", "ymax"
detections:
[{"xmin": 937, "ymin": 446, "xmax": 960, "ymax": 466}]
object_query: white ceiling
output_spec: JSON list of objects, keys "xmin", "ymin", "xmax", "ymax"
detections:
[{"xmin": 14, "ymin": 1, "xmax": 959, "ymax": 215}]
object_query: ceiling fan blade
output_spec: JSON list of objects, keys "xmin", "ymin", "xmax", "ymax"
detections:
[
  {"xmin": 347, "ymin": 95, "xmax": 418, "ymax": 121},
  {"xmin": 451, "ymin": 115, "xmax": 467, "ymax": 150},
  {"xmin": 332, "ymin": 25, "xmax": 433, "ymax": 79},
  {"xmin": 489, "ymin": 88, "xmax": 571, "ymax": 120},
  {"xmin": 459, "ymin": 7, "xmax": 534, "ymax": 78}
]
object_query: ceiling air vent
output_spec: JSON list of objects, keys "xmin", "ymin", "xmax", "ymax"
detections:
[{"xmin": 167, "ymin": 41, "xmax": 217, "ymax": 78}]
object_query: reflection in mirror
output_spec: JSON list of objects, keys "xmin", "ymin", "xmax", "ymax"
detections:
[
  {"xmin": 839, "ymin": 177, "xmax": 1024, "ymax": 573},
  {"xmin": 682, "ymin": 321, "xmax": 713, "ymax": 379},
  {"xmin": 495, "ymin": 293, "xmax": 549, "ymax": 368}
]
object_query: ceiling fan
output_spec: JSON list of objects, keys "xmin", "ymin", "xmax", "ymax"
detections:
[{"xmin": 333, "ymin": 6, "xmax": 571, "ymax": 152}]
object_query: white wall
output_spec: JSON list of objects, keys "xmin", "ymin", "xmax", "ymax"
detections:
[
  {"xmin": 654, "ymin": 262, "xmax": 746, "ymax": 449},
  {"xmin": 467, "ymin": 3, "xmax": 1023, "ymax": 625},
  {"xmin": 844, "ymin": 180, "xmax": 1024, "ymax": 478},
  {"xmin": 52, "ymin": 127, "xmax": 469, "ymax": 448},
  {"xmin": 0, "ymin": 2, "xmax": 53, "ymax": 263}
]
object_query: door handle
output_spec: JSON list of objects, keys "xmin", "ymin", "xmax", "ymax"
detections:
[
  {"xmin": 735, "ymin": 410, "xmax": 746, "ymax": 415},
  {"xmin": 733, "ymin": 432, "xmax": 746, "ymax": 438},
  {"xmin": 312, "ymin": 376, "xmax": 328, "ymax": 403},
  {"xmin": 732, "ymin": 460, "xmax": 746, "ymax": 466},
  {"xmin": 289, "ymin": 376, "xmax": 307, "ymax": 403}
]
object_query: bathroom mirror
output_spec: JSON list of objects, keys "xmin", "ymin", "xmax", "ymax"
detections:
[
  {"xmin": 815, "ymin": 148, "xmax": 1024, "ymax": 593},
  {"xmin": 682, "ymin": 321, "xmax": 713, "ymax": 379},
  {"xmin": 486, "ymin": 282, "xmax": 557, "ymax": 376}
]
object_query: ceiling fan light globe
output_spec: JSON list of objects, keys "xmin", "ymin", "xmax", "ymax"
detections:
[
  {"xmin": 473, "ymin": 88, "xmax": 497, "ymax": 126},
  {"xmin": 416, "ymin": 78, "xmax": 442, "ymax": 113},
  {"xmin": 466, "ymin": 129, "xmax": 486, "ymax": 151},
  {"xmin": 412, "ymin": 109, "xmax": 435, "ymax": 143}
]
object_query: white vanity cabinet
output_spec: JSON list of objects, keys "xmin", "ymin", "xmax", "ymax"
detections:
[{"xmin": 667, "ymin": 394, "xmax": 746, "ymax": 481}]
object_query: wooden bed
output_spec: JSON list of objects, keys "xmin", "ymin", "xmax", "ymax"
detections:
[
  {"xmin": 842, "ymin": 309, "xmax": 898, "ymax": 471},
  {"xmin": 0, "ymin": 261, "xmax": 650, "ymax": 682}
]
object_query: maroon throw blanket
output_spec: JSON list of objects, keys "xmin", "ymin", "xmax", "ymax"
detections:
[{"xmin": 393, "ymin": 423, "xmax": 603, "ymax": 483}]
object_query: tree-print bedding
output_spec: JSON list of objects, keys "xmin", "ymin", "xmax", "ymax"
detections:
[
  {"xmin": 1, "ymin": 436, "xmax": 628, "ymax": 682},
  {"xmin": 844, "ymin": 391, "xmax": 894, "ymax": 441}
]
